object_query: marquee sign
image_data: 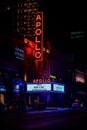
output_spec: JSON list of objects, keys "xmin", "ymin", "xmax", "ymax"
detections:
[
  {"xmin": 35, "ymin": 12, "xmax": 43, "ymax": 61},
  {"xmin": 26, "ymin": 83, "xmax": 51, "ymax": 92},
  {"xmin": 53, "ymin": 83, "xmax": 65, "ymax": 93}
]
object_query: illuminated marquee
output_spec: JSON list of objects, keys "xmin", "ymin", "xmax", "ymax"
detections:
[
  {"xmin": 35, "ymin": 12, "xmax": 43, "ymax": 61},
  {"xmin": 53, "ymin": 83, "xmax": 65, "ymax": 93},
  {"xmin": 26, "ymin": 83, "xmax": 51, "ymax": 92}
]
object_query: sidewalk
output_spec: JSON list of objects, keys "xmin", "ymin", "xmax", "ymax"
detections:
[
  {"xmin": 25, "ymin": 106, "xmax": 70, "ymax": 114},
  {"xmin": 45, "ymin": 107, "xmax": 58, "ymax": 110}
]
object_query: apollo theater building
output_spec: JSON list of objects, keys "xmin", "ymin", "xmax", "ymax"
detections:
[{"xmin": 24, "ymin": 12, "xmax": 65, "ymax": 109}]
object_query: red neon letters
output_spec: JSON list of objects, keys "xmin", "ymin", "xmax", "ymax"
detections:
[{"xmin": 35, "ymin": 12, "xmax": 43, "ymax": 61}]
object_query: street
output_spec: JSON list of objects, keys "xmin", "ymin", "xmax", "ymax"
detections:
[{"xmin": 1, "ymin": 108, "xmax": 87, "ymax": 130}]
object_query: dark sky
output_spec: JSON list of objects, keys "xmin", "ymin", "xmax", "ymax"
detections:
[
  {"xmin": 39, "ymin": 1, "xmax": 87, "ymax": 49},
  {"xmin": 39, "ymin": 1, "xmax": 87, "ymax": 69},
  {"xmin": 39, "ymin": 1, "xmax": 87, "ymax": 39}
]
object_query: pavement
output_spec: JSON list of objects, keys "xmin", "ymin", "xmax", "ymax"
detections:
[{"xmin": 26, "ymin": 107, "xmax": 70, "ymax": 114}]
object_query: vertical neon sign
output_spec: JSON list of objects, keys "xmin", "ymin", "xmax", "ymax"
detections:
[{"xmin": 35, "ymin": 12, "xmax": 43, "ymax": 61}]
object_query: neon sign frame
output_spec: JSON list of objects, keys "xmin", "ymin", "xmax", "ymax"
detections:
[{"xmin": 35, "ymin": 12, "xmax": 43, "ymax": 61}]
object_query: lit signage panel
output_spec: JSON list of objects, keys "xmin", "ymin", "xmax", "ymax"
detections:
[
  {"xmin": 27, "ymin": 83, "xmax": 51, "ymax": 92},
  {"xmin": 0, "ymin": 83, "xmax": 6, "ymax": 92},
  {"xmin": 13, "ymin": 85, "xmax": 20, "ymax": 92},
  {"xmin": 35, "ymin": 12, "xmax": 43, "ymax": 61},
  {"xmin": 75, "ymin": 70, "xmax": 85, "ymax": 83},
  {"xmin": 70, "ymin": 31, "xmax": 84, "ymax": 39},
  {"xmin": 14, "ymin": 47, "xmax": 24, "ymax": 60},
  {"xmin": 53, "ymin": 84, "xmax": 65, "ymax": 93},
  {"xmin": 0, "ymin": 87, "xmax": 6, "ymax": 92}
]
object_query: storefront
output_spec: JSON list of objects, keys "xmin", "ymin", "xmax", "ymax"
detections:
[{"xmin": 25, "ymin": 82, "xmax": 65, "ymax": 109}]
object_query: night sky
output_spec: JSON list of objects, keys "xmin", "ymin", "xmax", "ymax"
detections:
[
  {"xmin": 39, "ymin": 0, "xmax": 87, "ymax": 69},
  {"xmin": 39, "ymin": 0, "xmax": 87, "ymax": 42}
]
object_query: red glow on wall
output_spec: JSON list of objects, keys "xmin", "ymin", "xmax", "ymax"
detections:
[
  {"xmin": 25, "ymin": 47, "xmax": 32, "ymax": 54},
  {"xmin": 75, "ymin": 70, "xmax": 85, "ymax": 84},
  {"xmin": 24, "ymin": 38, "xmax": 35, "ymax": 49}
]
